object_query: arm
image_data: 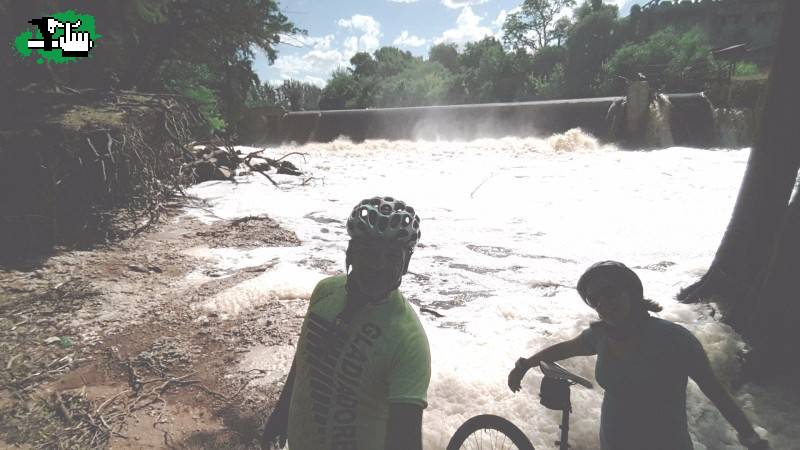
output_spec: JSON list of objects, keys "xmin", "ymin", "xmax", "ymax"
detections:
[
  {"xmin": 385, "ymin": 403, "xmax": 423, "ymax": 450},
  {"xmin": 508, "ymin": 335, "xmax": 594, "ymax": 392},
  {"xmin": 691, "ymin": 350, "xmax": 769, "ymax": 449},
  {"xmin": 261, "ymin": 359, "xmax": 296, "ymax": 449}
]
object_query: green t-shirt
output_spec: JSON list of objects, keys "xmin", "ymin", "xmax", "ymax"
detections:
[{"xmin": 287, "ymin": 275, "xmax": 431, "ymax": 450}]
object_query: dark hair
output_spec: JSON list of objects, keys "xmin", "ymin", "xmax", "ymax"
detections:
[
  {"xmin": 640, "ymin": 298, "xmax": 663, "ymax": 313},
  {"xmin": 577, "ymin": 260, "xmax": 662, "ymax": 315}
]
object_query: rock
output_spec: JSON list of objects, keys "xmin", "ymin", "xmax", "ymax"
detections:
[
  {"xmin": 44, "ymin": 336, "xmax": 61, "ymax": 344},
  {"xmin": 127, "ymin": 263, "xmax": 149, "ymax": 273}
]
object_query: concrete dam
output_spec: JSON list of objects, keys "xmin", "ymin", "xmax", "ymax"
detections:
[{"xmin": 239, "ymin": 91, "xmax": 716, "ymax": 148}]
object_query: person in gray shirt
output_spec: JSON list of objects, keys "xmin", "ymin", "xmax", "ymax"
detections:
[{"xmin": 507, "ymin": 261, "xmax": 769, "ymax": 450}]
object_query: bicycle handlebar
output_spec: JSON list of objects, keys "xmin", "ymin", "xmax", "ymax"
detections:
[{"xmin": 540, "ymin": 361, "xmax": 593, "ymax": 389}]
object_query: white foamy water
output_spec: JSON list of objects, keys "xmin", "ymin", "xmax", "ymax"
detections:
[{"xmin": 184, "ymin": 132, "xmax": 797, "ymax": 449}]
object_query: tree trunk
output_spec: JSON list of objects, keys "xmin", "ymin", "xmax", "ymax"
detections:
[
  {"xmin": 678, "ymin": 1, "xmax": 800, "ymax": 313},
  {"xmin": 678, "ymin": 1, "xmax": 800, "ymax": 375},
  {"xmin": 742, "ymin": 190, "xmax": 800, "ymax": 374}
]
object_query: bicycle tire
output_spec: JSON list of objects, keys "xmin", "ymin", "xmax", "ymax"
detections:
[{"xmin": 447, "ymin": 414, "xmax": 535, "ymax": 450}]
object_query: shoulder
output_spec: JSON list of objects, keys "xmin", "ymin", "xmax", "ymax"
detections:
[
  {"xmin": 309, "ymin": 275, "xmax": 346, "ymax": 304},
  {"xmin": 646, "ymin": 317, "xmax": 703, "ymax": 349},
  {"xmin": 578, "ymin": 321, "xmax": 607, "ymax": 351},
  {"xmin": 383, "ymin": 293, "xmax": 430, "ymax": 353},
  {"xmin": 392, "ymin": 292, "xmax": 427, "ymax": 334}
]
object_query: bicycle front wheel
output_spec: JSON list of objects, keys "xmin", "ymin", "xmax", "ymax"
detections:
[{"xmin": 446, "ymin": 414, "xmax": 535, "ymax": 450}]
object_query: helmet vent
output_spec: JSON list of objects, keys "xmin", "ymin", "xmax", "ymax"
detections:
[
  {"xmin": 378, "ymin": 215, "xmax": 389, "ymax": 231},
  {"xmin": 385, "ymin": 196, "xmax": 394, "ymax": 202},
  {"xmin": 390, "ymin": 214, "xmax": 402, "ymax": 228},
  {"xmin": 396, "ymin": 202, "xmax": 405, "ymax": 210},
  {"xmin": 380, "ymin": 204, "xmax": 392, "ymax": 215},
  {"xmin": 406, "ymin": 206, "xmax": 415, "ymax": 215}
]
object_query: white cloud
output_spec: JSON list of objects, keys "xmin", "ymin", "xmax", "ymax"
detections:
[
  {"xmin": 393, "ymin": 30, "xmax": 427, "ymax": 48},
  {"xmin": 271, "ymin": 48, "xmax": 349, "ymax": 81},
  {"xmin": 441, "ymin": 0, "xmax": 488, "ymax": 9},
  {"xmin": 337, "ymin": 14, "xmax": 382, "ymax": 55},
  {"xmin": 304, "ymin": 75, "xmax": 326, "ymax": 87},
  {"xmin": 434, "ymin": 6, "xmax": 493, "ymax": 46}
]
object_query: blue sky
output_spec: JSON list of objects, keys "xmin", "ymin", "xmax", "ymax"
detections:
[{"xmin": 253, "ymin": 0, "xmax": 646, "ymax": 86}]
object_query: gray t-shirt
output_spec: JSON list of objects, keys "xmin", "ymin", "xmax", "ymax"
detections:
[{"xmin": 579, "ymin": 317, "xmax": 707, "ymax": 450}]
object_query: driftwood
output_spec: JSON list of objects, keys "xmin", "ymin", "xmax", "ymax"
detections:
[
  {"xmin": 180, "ymin": 137, "xmax": 306, "ymax": 187},
  {"xmin": 0, "ymin": 89, "xmax": 207, "ymax": 257}
]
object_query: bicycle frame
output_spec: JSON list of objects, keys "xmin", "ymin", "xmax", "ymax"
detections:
[{"xmin": 556, "ymin": 404, "xmax": 570, "ymax": 450}]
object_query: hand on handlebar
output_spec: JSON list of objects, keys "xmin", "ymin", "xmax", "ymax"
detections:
[{"xmin": 508, "ymin": 357, "xmax": 535, "ymax": 392}]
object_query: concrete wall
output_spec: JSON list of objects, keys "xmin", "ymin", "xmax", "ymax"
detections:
[
  {"xmin": 240, "ymin": 94, "xmax": 714, "ymax": 148},
  {"xmin": 242, "ymin": 97, "xmax": 618, "ymax": 145}
]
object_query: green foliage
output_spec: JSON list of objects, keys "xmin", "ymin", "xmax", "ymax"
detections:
[
  {"xmin": 429, "ymin": 44, "xmax": 461, "ymax": 73},
  {"xmin": 529, "ymin": 63, "xmax": 566, "ymax": 99},
  {"xmin": 246, "ymin": 82, "xmax": 279, "ymax": 108},
  {"xmin": 8, "ymin": 0, "xmax": 301, "ymax": 134},
  {"xmin": 502, "ymin": 0, "xmax": 577, "ymax": 51},
  {"xmin": 375, "ymin": 62, "xmax": 455, "ymax": 107},
  {"xmin": 319, "ymin": 69, "xmax": 363, "ymax": 110},
  {"xmin": 373, "ymin": 47, "xmax": 416, "ymax": 78},
  {"xmin": 563, "ymin": 2, "xmax": 622, "ymax": 97},
  {"xmin": 160, "ymin": 60, "xmax": 227, "ymax": 130},
  {"xmin": 350, "ymin": 52, "xmax": 379, "ymax": 78},
  {"xmin": 531, "ymin": 46, "xmax": 566, "ymax": 80},
  {"xmin": 734, "ymin": 62, "xmax": 761, "ymax": 78},
  {"xmin": 276, "ymin": 80, "xmax": 323, "ymax": 111},
  {"xmin": 603, "ymin": 27, "xmax": 715, "ymax": 93},
  {"xmin": 461, "ymin": 37, "xmax": 510, "ymax": 102}
]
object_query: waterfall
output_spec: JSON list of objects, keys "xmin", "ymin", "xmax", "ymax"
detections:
[
  {"xmin": 645, "ymin": 93, "xmax": 675, "ymax": 148},
  {"xmin": 714, "ymin": 107, "xmax": 755, "ymax": 148}
]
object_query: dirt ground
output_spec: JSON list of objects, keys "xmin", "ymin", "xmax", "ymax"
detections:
[{"xmin": 0, "ymin": 201, "xmax": 305, "ymax": 449}]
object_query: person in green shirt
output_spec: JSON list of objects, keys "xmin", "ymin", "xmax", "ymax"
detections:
[{"xmin": 261, "ymin": 196, "xmax": 431, "ymax": 450}]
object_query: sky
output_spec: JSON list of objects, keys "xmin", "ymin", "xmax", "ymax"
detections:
[{"xmin": 253, "ymin": 0, "xmax": 647, "ymax": 87}]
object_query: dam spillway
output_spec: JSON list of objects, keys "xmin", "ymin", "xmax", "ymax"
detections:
[{"xmin": 239, "ymin": 93, "xmax": 715, "ymax": 148}]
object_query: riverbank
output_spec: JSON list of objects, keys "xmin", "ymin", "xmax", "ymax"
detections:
[{"xmin": 0, "ymin": 198, "xmax": 304, "ymax": 449}]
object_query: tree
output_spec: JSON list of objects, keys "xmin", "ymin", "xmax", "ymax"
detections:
[
  {"xmin": 531, "ymin": 45, "xmax": 566, "ymax": 80},
  {"xmin": 373, "ymin": 47, "xmax": 416, "ymax": 78},
  {"xmin": 460, "ymin": 37, "xmax": 511, "ymax": 102},
  {"xmin": 319, "ymin": 69, "xmax": 362, "ymax": 110},
  {"xmin": 563, "ymin": 1, "xmax": 622, "ymax": 97},
  {"xmin": 552, "ymin": 17, "xmax": 573, "ymax": 47},
  {"xmin": 350, "ymin": 52, "xmax": 378, "ymax": 78},
  {"xmin": 276, "ymin": 80, "xmax": 322, "ymax": 111},
  {"xmin": 246, "ymin": 81, "xmax": 279, "ymax": 108},
  {"xmin": 602, "ymin": 27, "xmax": 715, "ymax": 94},
  {"xmin": 677, "ymin": 1, "xmax": 800, "ymax": 375},
  {"xmin": 7, "ymin": 0, "xmax": 301, "ymax": 131},
  {"xmin": 374, "ymin": 61, "xmax": 455, "ymax": 107},
  {"xmin": 429, "ymin": 43, "xmax": 461, "ymax": 73},
  {"xmin": 502, "ymin": 0, "xmax": 576, "ymax": 51}
]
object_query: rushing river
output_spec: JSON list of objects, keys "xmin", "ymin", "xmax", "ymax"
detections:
[{"xmin": 184, "ymin": 130, "xmax": 797, "ymax": 449}]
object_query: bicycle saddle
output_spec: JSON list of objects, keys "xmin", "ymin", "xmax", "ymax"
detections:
[{"xmin": 540, "ymin": 361, "xmax": 593, "ymax": 389}]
